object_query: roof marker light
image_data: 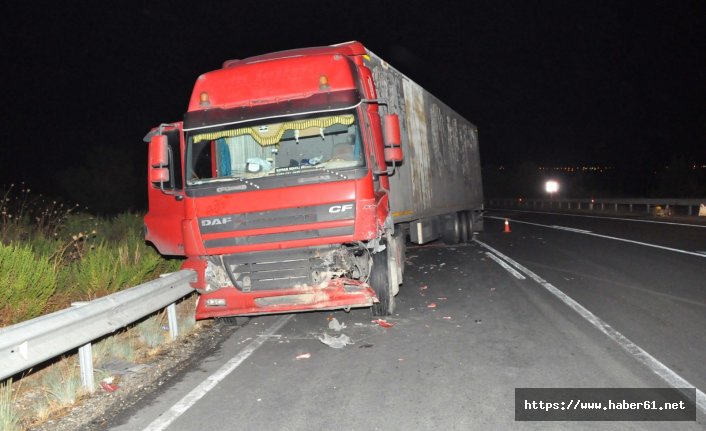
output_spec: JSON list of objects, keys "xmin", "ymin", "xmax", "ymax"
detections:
[
  {"xmin": 200, "ymin": 92, "xmax": 210, "ymax": 107},
  {"xmin": 319, "ymin": 75, "xmax": 330, "ymax": 90}
]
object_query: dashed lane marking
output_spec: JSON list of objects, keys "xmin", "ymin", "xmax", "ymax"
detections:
[
  {"xmin": 474, "ymin": 238, "xmax": 706, "ymax": 416},
  {"xmin": 486, "ymin": 216, "xmax": 706, "ymax": 259}
]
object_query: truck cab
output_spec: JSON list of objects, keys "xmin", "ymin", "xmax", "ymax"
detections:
[{"xmin": 145, "ymin": 42, "xmax": 404, "ymax": 319}]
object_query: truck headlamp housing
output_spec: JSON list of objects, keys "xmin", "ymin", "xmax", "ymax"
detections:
[{"xmin": 205, "ymin": 260, "xmax": 233, "ymax": 291}]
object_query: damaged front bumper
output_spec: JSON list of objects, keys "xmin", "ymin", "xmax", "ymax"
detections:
[{"xmin": 195, "ymin": 278, "xmax": 377, "ymax": 319}]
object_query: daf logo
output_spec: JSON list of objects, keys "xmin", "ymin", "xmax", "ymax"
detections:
[
  {"xmin": 329, "ymin": 204, "xmax": 353, "ymax": 214},
  {"xmin": 201, "ymin": 217, "xmax": 232, "ymax": 226}
]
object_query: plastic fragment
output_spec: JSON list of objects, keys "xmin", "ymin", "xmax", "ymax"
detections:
[
  {"xmin": 427, "ymin": 303, "xmax": 437, "ymax": 308},
  {"xmin": 372, "ymin": 319, "xmax": 395, "ymax": 328},
  {"xmin": 318, "ymin": 333, "xmax": 353, "ymax": 349},
  {"xmin": 419, "ymin": 285, "xmax": 428, "ymax": 291},
  {"xmin": 295, "ymin": 353, "xmax": 311, "ymax": 359},
  {"xmin": 437, "ymin": 297, "xmax": 447, "ymax": 300},
  {"xmin": 100, "ymin": 380, "xmax": 119, "ymax": 392},
  {"xmin": 328, "ymin": 318, "xmax": 347, "ymax": 331},
  {"xmin": 443, "ymin": 316, "xmax": 452, "ymax": 320}
]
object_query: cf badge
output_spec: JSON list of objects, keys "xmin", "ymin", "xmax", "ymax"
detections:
[{"xmin": 328, "ymin": 204, "xmax": 354, "ymax": 214}]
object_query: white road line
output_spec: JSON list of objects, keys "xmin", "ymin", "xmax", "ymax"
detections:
[
  {"xmin": 486, "ymin": 216, "xmax": 706, "ymax": 259},
  {"xmin": 493, "ymin": 208, "xmax": 706, "ymax": 229},
  {"xmin": 551, "ymin": 225, "xmax": 592, "ymax": 234},
  {"xmin": 143, "ymin": 315, "xmax": 293, "ymax": 431},
  {"xmin": 474, "ymin": 238, "xmax": 706, "ymax": 415},
  {"xmin": 485, "ymin": 252, "xmax": 526, "ymax": 279}
]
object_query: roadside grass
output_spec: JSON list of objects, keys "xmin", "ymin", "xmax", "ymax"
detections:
[
  {"xmin": 0, "ymin": 380, "xmax": 21, "ymax": 431},
  {"xmin": 0, "ymin": 186, "xmax": 182, "ymax": 321},
  {"xmin": 7, "ymin": 296, "xmax": 200, "ymax": 430},
  {"xmin": 0, "ymin": 243, "xmax": 58, "ymax": 324},
  {"xmin": 43, "ymin": 362, "xmax": 84, "ymax": 407},
  {"xmin": 0, "ymin": 185, "xmax": 194, "ymax": 430}
]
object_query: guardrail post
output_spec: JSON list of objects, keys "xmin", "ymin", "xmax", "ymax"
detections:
[
  {"xmin": 688, "ymin": 205, "xmax": 693, "ymax": 216},
  {"xmin": 646, "ymin": 204, "xmax": 650, "ymax": 214},
  {"xmin": 614, "ymin": 203, "xmax": 618, "ymax": 212},
  {"xmin": 72, "ymin": 301, "xmax": 95, "ymax": 393},
  {"xmin": 167, "ymin": 303, "xmax": 178, "ymax": 340},
  {"xmin": 78, "ymin": 343, "xmax": 94, "ymax": 393}
]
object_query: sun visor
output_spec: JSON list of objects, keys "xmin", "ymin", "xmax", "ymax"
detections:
[{"xmin": 183, "ymin": 89, "xmax": 361, "ymax": 132}]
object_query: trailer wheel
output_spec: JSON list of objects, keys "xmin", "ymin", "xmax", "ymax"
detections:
[
  {"xmin": 458, "ymin": 211, "xmax": 470, "ymax": 243},
  {"xmin": 371, "ymin": 248, "xmax": 395, "ymax": 316},
  {"xmin": 441, "ymin": 213, "xmax": 461, "ymax": 245}
]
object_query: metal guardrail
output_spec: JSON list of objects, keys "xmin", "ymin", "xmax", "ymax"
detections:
[
  {"xmin": 0, "ymin": 270, "xmax": 196, "ymax": 389},
  {"xmin": 489, "ymin": 198, "xmax": 706, "ymax": 217}
]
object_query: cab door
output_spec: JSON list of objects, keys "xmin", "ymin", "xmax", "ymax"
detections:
[{"xmin": 144, "ymin": 122, "xmax": 186, "ymax": 256}]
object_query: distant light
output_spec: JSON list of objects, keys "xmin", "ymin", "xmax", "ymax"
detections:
[{"xmin": 545, "ymin": 180, "xmax": 559, "ymax": 194}]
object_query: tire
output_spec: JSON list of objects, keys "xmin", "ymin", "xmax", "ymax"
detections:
[
  {"xmin": 458, "ymin": 211, "xmax": 470, "ymax": 243},
  {"xmin": 217, "ymin": 316, "xmax": 250, "ymax": 327},
  {"xmin": 371, "ymin": 248, "xmax": 395, "ymax": 316},
  {"xmin": 441, "ymin": 213, "xmax": 461, "ymax": 245}
]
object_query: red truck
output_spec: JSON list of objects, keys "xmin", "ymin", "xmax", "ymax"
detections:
[{"xmin": 144, "ymin": 41, "xmax": 483, "ymax": 320}]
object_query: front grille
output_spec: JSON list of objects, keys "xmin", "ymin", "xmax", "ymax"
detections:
[
  {"xmin": 198, "ymin": 202, "xmax": 355, "ymax": 234},
  {"xmin": 199, "ymin": 202, "xmax": 355, "ymax": 249},
  {"xmin": 219, "ymin": 247, "xmax": 335, "ymax": 291},
  {"xmin": 204, "ymin": 226, "xmax": 353, "ymax": 249}
]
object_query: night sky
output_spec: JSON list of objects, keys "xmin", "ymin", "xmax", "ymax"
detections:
[{"xmin": 1, "ymin": 1, "xmax": 704, "ymax": 205}]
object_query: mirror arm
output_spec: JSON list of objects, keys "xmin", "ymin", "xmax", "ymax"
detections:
[
  {"xmin": 157, "ymin": 143, "xmax": 176, "ymax": 196},
  {"xmin": 360, "ymin": 98, "xmax": 389, "ymax": 115}
]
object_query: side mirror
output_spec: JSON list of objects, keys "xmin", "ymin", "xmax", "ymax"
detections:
[
  {"xmin": 150, "ymin": 167, "xmax": 170, "ymax": 183},
  {"xmin": 149, "ymin": 135, "xmax": 169, "ymax": 168},
  {"xmin": 149, "ymin": 135, "xmax": 171, "ymax": 186},
  {"xmin": 383, "ymin": 114, "xmax": 403, "ymax": 163}
]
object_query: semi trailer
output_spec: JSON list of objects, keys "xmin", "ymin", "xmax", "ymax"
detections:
[{"xmin": 144, "ymin": 41, "xmax": 483, "ymax": 319}]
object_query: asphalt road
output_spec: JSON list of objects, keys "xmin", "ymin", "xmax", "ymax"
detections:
[{"xmin": 105, "ymin": 211, "xmax": 706, "ymax": 430}]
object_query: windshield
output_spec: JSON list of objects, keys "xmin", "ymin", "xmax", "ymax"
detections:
[{"xmin": 186, "ymin": 112, "xmax": 365, "ymax": 185}]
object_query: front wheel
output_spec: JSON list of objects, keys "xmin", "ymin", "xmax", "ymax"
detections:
[{"xmin": 371, "ymin": 248, "xmax": 395, "ymax": 316}]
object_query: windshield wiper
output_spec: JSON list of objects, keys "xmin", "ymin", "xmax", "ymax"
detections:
[{"xmin": 188, "ymin": 176, "xmax": 260, "ymax": 189}]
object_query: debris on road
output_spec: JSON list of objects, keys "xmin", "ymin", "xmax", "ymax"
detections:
[
  {"xmin": 427, "ymin": 303, "xmax": 437, "ymax": 308},
  {"xmin": 295, "ymin": 353, "xmax": 311, "ymax": 359},
  {"xmin": 475, "ymin": 319, "xmax": 482, "ymax": 324},
  {"xmin": 328, "ymin": 318, "xmax": 347, "ymax": 331},
  {"xmin": 437, "ymin": 297, "xmax": 447, "ymax": 300},
  {"xmin": 372, "ymin": 319, "xmax": 395, "ymax": 328},
  {"xmin": 443, "ymin": 316, "xmax": 452, "ymax": 320},
  {"xmin": 318, "ymin": 333, "xmax": 353, "ymax": 349},
  {"xmin": 359, "ymin": 343, "xmax": 374, "ymax": 349},
  {"xmin": 99, "ymin": 377, "xmax": 119, "ymax": 392}
]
